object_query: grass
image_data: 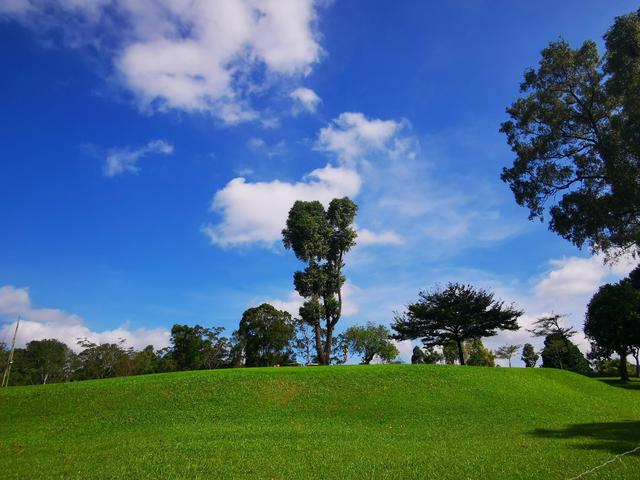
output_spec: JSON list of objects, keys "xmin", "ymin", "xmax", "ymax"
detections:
[{"xmin": 1, "ymin": 366, "xmax": 639, "ymax": 479}]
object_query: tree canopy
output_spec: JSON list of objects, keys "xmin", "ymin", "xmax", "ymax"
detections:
[
  {"xmin": 521, "ymin": 343, "xmax": 539, "ymax": 368},
  {"xmin": 235, "ymin": 303, "xmax": 296, "ymax": 367},
  {"xmin": 500, "ymin": 9, "xmax": 640, "ymax": 257},
  {"xmin": 338, "ymin": 323, "xmax": 399, "ymax": 364},
  {"xmin": 494, "ymin": 344, "xmax": 520, "ymax": 368},
  {"xmin": 392, "ymin": 283, "xmax": 522, "ymax": 365}
]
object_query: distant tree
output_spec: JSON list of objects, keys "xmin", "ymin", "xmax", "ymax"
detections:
[
  {"xmin": 392, "ymin": 283, "xmax": 522, "ymax": 365},
  {"xmin": 528, "ymin": 314, "xmax": 576, "ymax": 339},
  {"xmin": 282, "ymin": 197, "xmax": 358, "ymax": 365},
  {"xmin": 201, "ymin": 327, "xmax": 232, "ymax": 370},
  {"xmin": 540, "ymin": 333, "xmax": 591, "ymax": 375},
  {"xmin": 442, "ymin": 341, "xmax": 459, "ymax": 365},
  {"xmin": 585, "ymin": 281, "xmax": 640, "ymax": 381},
  {"xmin": 500, "ymin": 10, "xmax": 640, "ymax": 257},
  {"xmin": 75, "ymin": 339, "xmax": 129, "ymax": 380},
  {"xmin": 169, "ymin": 324, "xmax": 230, "ymax": 371},
  {"xmin": 465, "ymin": 339, "xmax": 495, "ymax": 367},
  {"xmin": 235, "ymin": 304, "xmax": 296, "ymax": 367},
  {"xmin": 495, "ymin": 344, "xmax": 520, "ymax": 367},
  {"xmin": 339, "ymin": 323, "xmax": 399, "ymax": 365},
  {"xmin": 521, "ymin": 343, "xmax": 539, "ymax": 368},
  {"xmin": 411, "ymin": 346, "xmax": 426, "ymax": 364},
  {"xmin": 293, "ymin": 317, "xmax": 315, "ymax": 365},
  {"xmin": 412, "ymin": 345, "xmax": 443, "ymax": 365},
  {"xmin": 131, "ymin": 345, "xmax": 159, "ymax": 375}
]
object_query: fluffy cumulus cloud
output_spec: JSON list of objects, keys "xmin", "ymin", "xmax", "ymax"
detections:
[
  {"xmin": 202, "ymin": 165, "xmax": 362, "ymax": 247},
  {"xmin": 0, "ymin": 285, "xmax": 169, "ymax": 351},
  {"xmin": 290, "ymin": 87, "xmax": 321, "ymax": 113},
  {"xmin": 356, "ymin": 228, "xmax": 404, "ymax": 246},
  {"xmin": 104, "ymin": 139, "xmax": 173, "ymax": 177},
  {"xmin": 316, "ymin": 112, "xmax": 401, "ymax": 164},
  {"xmin": 1, "ymin": 0, "xmax": 323, "ymax": 124}
]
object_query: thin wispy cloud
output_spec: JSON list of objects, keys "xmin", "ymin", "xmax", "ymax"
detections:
[{"xmin": 104, "ymin": 139, "xmax": 173, "ymax": 177}]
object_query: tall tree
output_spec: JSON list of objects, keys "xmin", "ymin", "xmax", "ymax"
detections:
[
  {"xmin": 521, "ymin": 343, "xmax": 539, "ymax": 368},
  {"xmin": 585, "ymin": 281, "xmax": 640, "ymax": 381},
  {"xmin": 495, "ymin": 344, "xmax": 520, "ymax": 368},
  {"xmin": 442, "ymin": 341, "xmax": 459, "ymax": 365},
  {"xmin": 235, "ymin": 304, "xmax": 296, "ymax": 367},
  {"xmin": 338, "ymin": 323, "xmax": 399, "ymax": 365},
  {"xmin": 170, "ymin": 325, "xmax": 207, "ymax": 371},
  {"xmin": 500, "ymin": 10, "xmax": 640, "ymax": 257},
  {"xmin": 392, "ymin": 283, "xmax": 522, "ymax": 365},
  {"xmin": 282, "ymin": 197, "xmax": 357, "ymax": 365}
]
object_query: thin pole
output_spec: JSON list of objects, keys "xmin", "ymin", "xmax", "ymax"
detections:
[{"xmin": 2, "ymin": 316, "xmax": 20, "ymax": 388}]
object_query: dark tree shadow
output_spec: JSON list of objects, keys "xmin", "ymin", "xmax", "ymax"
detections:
[
  {"xmin": 530, "ymin": 421, "xmax": 640, "ymax": 455},
  {"xmin": 597, "ymin": 378, "xmax": 640, "ymax": 391}
]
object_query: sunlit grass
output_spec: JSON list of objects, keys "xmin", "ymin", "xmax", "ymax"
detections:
[{"xmin": 1, "ymin": 365, "xmax": 639, "ymax": 479}]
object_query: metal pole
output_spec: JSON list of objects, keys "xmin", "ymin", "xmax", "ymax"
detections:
[{"xmin": 2, "ymin": 316, "xmax": 20, "ymax": 388}]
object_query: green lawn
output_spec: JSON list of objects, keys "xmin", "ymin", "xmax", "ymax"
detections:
[{"xmin": 1, "ymin": 365, "xmax": 639, "ymax": 479}]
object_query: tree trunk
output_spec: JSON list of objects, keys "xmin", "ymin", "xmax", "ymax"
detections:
[
  {"xmin": 456, "ymin": 339, "xmax": 465, "ymax": 366},
  {"xmin": 618, "ymin": 348, "xmax": 629, "ymax": 382},
  {"xmin": 323, "ymin": 324, "xmax": 334, "ymax": 365},
  {"xmin": 313, "ymin": 323, "xmax": 325, "ymax": 365}
]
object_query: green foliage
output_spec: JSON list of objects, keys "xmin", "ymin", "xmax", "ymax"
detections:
[
  {"xmin": 494, "ymin": 344, "xmax": 520, "ymax": 367},
  {"xmin": 339, "ymin": 323, "xmax": 399, "ymax": 364},
  {"xmin": 411, "ymin": 346, "xmax": 442, "ymax": 364},
  {"xmin": 169, "ymin": 325, "xmax": 232, "ymax": 371},
  {"xmin": 541, "ymin": 333, "xmax": 592, "ymax": 376},
  {"xmin": 521, "ymin": 343, "xmax": 539, "ymax": 368},
  {"xmin": 501, "ymin": 10, "xmax": 640, "ymax": 256},
  {"xmin": 392, "ymin": 283, "xmax": 522, "ymax": 365},
  {"xmin": 585, "ymin": 280, "xmax": 640, "ymax": 381},
  {"xmin": 282, "ymin": 197, "xmax": 358, "ymax": 364},
  {"xmin": 235, "ymin": 304, "xmax": 296, "ymax": 367},
  {"xmin": 442, "ymin": 341, "xmax": 459, "ymax": 364},
  {"xmin": 464, "ymin": 339, "xmax": 495, "ymax": 367},
  {"xmin": 2, "ymin": 366, "xmax": 639, "ymax": 479}
]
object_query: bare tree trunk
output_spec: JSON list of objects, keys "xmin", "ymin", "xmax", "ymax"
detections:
[
  {"xmin": 618, "ymin": 348, "xmax": 629, "ymax": 382},
  {"xmin": 313, "ymin": 323, "xmax": 324, "ymax": 365},
  {"xmin": 456, "ymin": 339, "xmax": 465, "ymax": 366}
]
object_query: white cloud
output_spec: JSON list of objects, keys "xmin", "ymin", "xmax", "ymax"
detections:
[
  {"xmin": 290, "ymin": 87, "xmax": 321, "ymax": 113},
  {"xmin": 0, "ymin": 286, "xmax": 169, "ymax": 351},
  {"xmin": 356, "ymin": 228, "xmax": 403, "ymax": 246},
  {"xmin": 104, "ymin": 139, "xmax": 173, "ymax": 177},
  {"xmin": 316, "ymin": 112, "xmax": 400, "ymax": 164},
  {"xmin": 534, "ymin": 253, "xmax": 637, "ymax": 297},
  {"xmin": 202, "ymin": 164, "xmax": 362, "ymax": 247},
  {"xmin": 3, "ymin": 0, "xmax": 323, "ymax": 124}
]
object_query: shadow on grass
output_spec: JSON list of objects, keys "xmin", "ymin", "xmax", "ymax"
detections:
[
  {"xmin": 530, "ymin": 421, "xmax": 640, "ymax": 455},
  {"xmin": 597, "ymin": 378, "xmax": 640, "ymax": 391}
]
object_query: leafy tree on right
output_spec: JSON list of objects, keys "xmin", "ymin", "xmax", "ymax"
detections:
[
  {"xmin": 500, "ymin": 9, "xmax": 640, "ymax": 258},
  {"xmin": 585, "ymin": 280, "xmax": 640, "ymax": 381}
]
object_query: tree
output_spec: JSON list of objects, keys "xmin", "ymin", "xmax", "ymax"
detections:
[
  {"xmin": 282, "ymin": 197, "xmax": 358, "ymax": 365},
  {"xmin": 169, "ymin": 324, "xmax": 231, "ymax": 371},
  {"xmin": 411, "ymin": 346, "xmax": 426, "ymax": 364},
  {"xmin": 75, "ymin": 339, "xmax": 129, "ymax": 380},
  {"xmin": 528, "ymin": 314, "xmax": 576, "ymax": 339},
  {"xmin": 23, "ymin": 339, "xmax": 76, "ymax": 384},
  {"xmin": 541, "ymin": 333, "xmax": 591, "ymax": 375},
  {"xmin": 495, "ymin": 344, "xmax": 520, "ymax": 368},
  {"xmin": 585, "ymin": 281, "xmax": 640, "ymax": 381},
  {"xmin": 465, "ymin": 339, "xmax": 495, "ymax": 367},
  {"xmin": 235, "ymin": 304, "xmax": 296, "ymax": 367},
  {"xmin": 521, "ymin": 343, "xmax": 539, "ymax": 368},
  {"xmin": 442, "ymin": 341, "xmax": 459, "ymax": 365},
  {"xmin": 500, "ymin": 10, "xmax": 640, "ymax": 257},
  {"xmin": 392, "ymin": 283, "xmax": 522, "ymax": 365},
  {"xmin": 339, "ymin": 323, "xmax": 399, "ymax": 364}
]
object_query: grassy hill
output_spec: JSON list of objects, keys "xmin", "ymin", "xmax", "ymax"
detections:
[{"xmin": 1, "ymin": 365, "xmax": 639, "ymax": 479}]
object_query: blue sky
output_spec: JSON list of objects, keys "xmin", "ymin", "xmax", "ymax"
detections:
[{"xmin": 0, "ymin": 0, "xmax": 637, "ymax": 364}]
